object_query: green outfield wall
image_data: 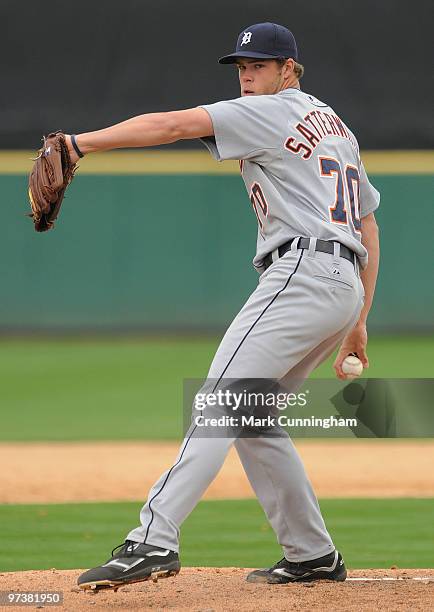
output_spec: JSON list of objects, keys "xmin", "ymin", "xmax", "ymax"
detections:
[{"xmin": 1, "ymin": 151, "xmax": 433, "ymax": 332}]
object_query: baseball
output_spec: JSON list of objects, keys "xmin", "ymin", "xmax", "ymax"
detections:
[{"xmin": 342, "ymin": 354, "xmax": 363, "ymax": 378}]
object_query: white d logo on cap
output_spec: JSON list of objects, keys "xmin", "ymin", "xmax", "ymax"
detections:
[{"xmin": 241, "ymin": 32, "xmax": 252, "ymax": 45}]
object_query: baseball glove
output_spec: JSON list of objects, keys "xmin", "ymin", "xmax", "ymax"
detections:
[{"xmin": 28, "ymin": 131, "xmax": 77, "ymax": 232}]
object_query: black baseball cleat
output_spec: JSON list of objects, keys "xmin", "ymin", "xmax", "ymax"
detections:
[
  {"xmin": 246, "ymin": 550, "xmax": 347, "ymax": 584},
  {"xmin": 77, "ymin": 541, "xmax": 180, "ymax": 591}
]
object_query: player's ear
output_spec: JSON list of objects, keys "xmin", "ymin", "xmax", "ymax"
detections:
[{"xmin": 284, "ymin": 58, "xmax": 295, "ymax": 78}]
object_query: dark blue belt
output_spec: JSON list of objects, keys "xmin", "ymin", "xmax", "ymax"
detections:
[{"xmin": 263, "ymin": 238, "xmax": 356, "ymax": 271}]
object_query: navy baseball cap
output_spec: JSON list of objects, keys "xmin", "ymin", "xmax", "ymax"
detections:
[{"xmin": 219, "ymin": 22, "xmax": 298, "ymax": 64}]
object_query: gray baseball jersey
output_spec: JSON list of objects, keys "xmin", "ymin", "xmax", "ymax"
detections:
[
  {"xmin": 126, "ymin": 87, "xmax": 378, "ymax": 565},
  {"xmin": 200, "ymin": 88, "xmax": 379, "ymax": 271}
]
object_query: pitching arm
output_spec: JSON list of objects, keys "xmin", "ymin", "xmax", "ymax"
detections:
[
  {"xmin": 358, "ymin": 212, "xmax": 380, "ymax": 327},
  {"xmin": 333, "ymin": 212, "xmax": 380, "ymax": 379}
]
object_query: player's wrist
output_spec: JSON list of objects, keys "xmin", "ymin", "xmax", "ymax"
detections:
[
  {"xmin": 70, "ymin": 134, "xmax": 85, "ymax": 158},
  {"xmin": 64, "ymin": 134, "xmax": 80, "ymax": 164}
]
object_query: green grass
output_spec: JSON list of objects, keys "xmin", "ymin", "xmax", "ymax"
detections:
[
  {"xmin": 0, "ymin": 498, "xmax": 432, "ymax": 572},
  {"xmin": 0, "ymin": 335, "xmax": 432, "ymax": 441}
]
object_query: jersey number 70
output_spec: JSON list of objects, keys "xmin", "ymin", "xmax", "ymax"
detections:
[{"xmin": 319, "ymin": 157, "xmax": 361, "ymax": 232}]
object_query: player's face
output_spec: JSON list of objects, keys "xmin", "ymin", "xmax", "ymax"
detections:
[{"xmin": 236, "ymin": 58, "xmax": 286, "ymax": 96}]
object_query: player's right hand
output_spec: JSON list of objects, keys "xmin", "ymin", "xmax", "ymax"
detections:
[{"xmin": 333, "ymin": 323, "xmax": 369, "ymax": 380}]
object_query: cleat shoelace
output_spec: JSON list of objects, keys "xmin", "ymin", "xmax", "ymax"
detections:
[
  {"xmin": 111, "ymin": 540, "xmax": 135, "ymax": 557},
  {"xmin": 270, "ymin": 557, "xmax": 302, "ymax": 572}
]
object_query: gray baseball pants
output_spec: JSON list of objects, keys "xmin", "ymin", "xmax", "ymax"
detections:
[{"xmin": 127, "ymin": 238, "xmax": 364, "ymax": 561}]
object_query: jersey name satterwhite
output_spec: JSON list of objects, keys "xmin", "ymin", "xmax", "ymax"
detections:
[{"xmin": 200, "ymin": 89, "xmax": 379, "ymax": 271}]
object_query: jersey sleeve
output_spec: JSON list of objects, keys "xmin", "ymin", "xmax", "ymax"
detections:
[
  {"xmin": 359, "ymin": 162, "xmax": 380, "ymax": 217},
  {"xmin": 199, "ymin": 95, "xmax": 280, "ymax": 163}
]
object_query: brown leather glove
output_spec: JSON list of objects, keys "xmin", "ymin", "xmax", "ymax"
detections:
[{"xmin": 28, "ymin": 131, "xmax": 77, "ymax": 232}]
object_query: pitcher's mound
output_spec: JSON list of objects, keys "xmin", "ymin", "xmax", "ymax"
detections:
[{"xmin": 1, "ymin": 567, "xmax": 433, "ymax": 611}]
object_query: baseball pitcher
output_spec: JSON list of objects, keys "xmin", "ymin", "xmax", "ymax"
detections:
[{"xmin": 30, "ymin": 22, "xmax": 380, "ymax": 590}]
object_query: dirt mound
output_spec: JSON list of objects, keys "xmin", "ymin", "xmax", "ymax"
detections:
[{"xmin": 1, "ymin": 568, "xmax": 433, "ymax": 611}]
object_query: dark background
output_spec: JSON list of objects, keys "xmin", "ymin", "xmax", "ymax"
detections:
[{"xmin": 1, "ymin": 0, "xmax": 432, "ymax": 149}]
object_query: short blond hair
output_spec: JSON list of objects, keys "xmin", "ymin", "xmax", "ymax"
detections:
[
  {"xmin": 276, "ymin": 57, "xmax": 305, "ymax": 80},
  {"xmin": 294, "ymin": 62, "xmax": 305, "ymax": 79}
]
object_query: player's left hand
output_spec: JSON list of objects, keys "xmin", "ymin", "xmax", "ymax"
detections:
[
  {"xmin": 333, "ymin": 323, "xmax": 369, "ymax": 380},
  {"xmin": 28, "ymin": 131, "xmax": 78, "ymax": 232}
]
